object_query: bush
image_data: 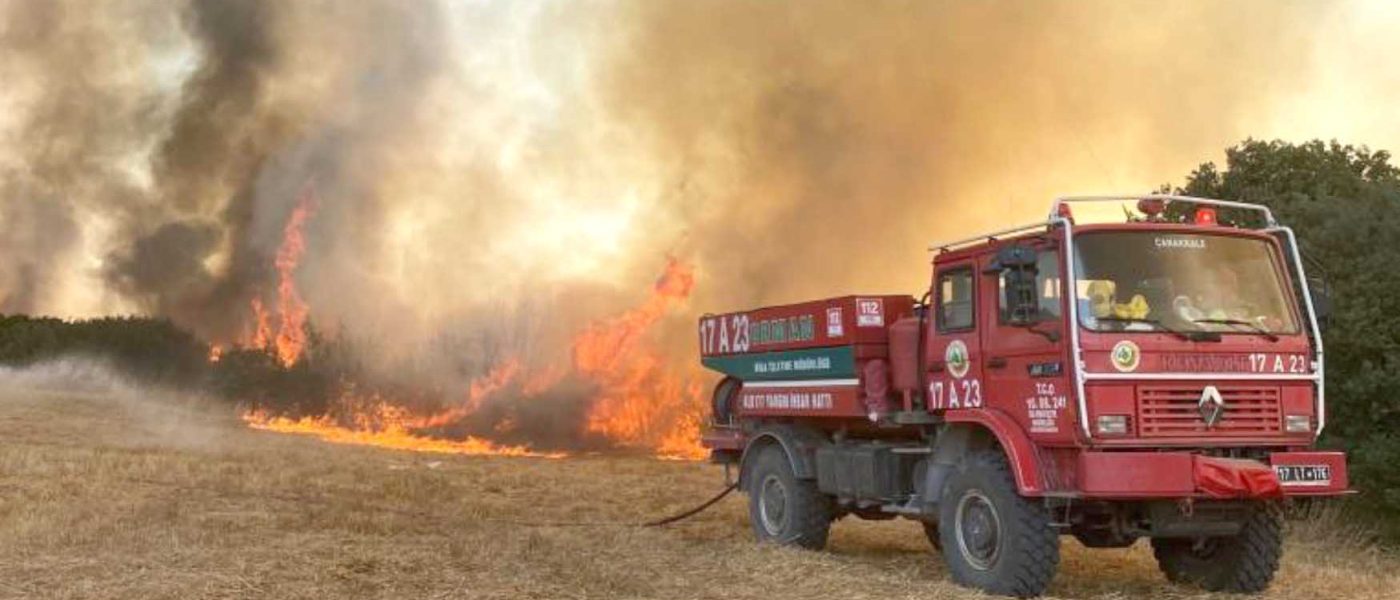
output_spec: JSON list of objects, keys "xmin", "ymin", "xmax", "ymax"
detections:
[{"xmin": 0, "ymin": 314, "xmax": 208, "ymax": 386}]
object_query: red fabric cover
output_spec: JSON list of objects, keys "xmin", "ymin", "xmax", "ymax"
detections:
[
  {"xmin": 1194, "ymin": 456, "xmax": 1283, "ymax": 499},
  {"xmin": 887, "ymin": 317, "xmax": 921, "ymax": 392}
]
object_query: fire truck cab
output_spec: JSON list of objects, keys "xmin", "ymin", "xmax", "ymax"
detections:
[{"xmin": 699, "ymin": 196, "xmax": 1346, "ymax": 597}]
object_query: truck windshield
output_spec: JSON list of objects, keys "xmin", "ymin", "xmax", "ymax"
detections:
[{"xmin": 1072, "ymin": 231, "xmax": 1299, "ymax": 335}]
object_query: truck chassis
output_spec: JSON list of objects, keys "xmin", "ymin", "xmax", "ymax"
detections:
[{"xmin": 700, "ymin": 196, "xmax": 1349, "ymax": 597}]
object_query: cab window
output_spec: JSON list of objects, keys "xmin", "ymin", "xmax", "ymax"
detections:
[
  {"xmin": 1072, "ymin": 232, "xmax": 1299, "ymax": 334},
  {"xmin": 937, "ymin": 268, "xmax": 975, "ymax": 332}
]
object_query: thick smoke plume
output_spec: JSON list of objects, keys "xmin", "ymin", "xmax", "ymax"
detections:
[
  {"xmin": 599, "ymin": 1, "xmax": 1334, "ymax": 311},
  {"xmin": 2, "ymin": 0, "xmax": 451, "ymax": 339},
  {"xmin": 0, "ymin": 1, "xmax": 1382, "ymax": 451}
]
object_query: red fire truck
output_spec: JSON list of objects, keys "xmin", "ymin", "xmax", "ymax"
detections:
[{"xmin": 699, "ymin": 196, "xmax": 1346, "ymax": 597}]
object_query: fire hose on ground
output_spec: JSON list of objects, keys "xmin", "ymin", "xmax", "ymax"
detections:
[
  {"xmin": 482, "ymin": 481, "xmax": 740, "ymax": 529},
  {"xmin": 641, "ymin": 481, "xmax": 739, "ymax": 527}
]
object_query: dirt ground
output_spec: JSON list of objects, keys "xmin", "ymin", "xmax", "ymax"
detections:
[{"xmin": 1, "ymin": 373, "xmax": 1397, "ymax": 599}]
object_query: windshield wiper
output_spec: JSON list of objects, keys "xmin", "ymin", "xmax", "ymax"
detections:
[
  {"xmin": 1096, "ymin": 316, "xmax": 1221, "ymax": 342},
  {"xmin": 1192, "ymin": 318, "xmax": 1280, "ymax": 342}
]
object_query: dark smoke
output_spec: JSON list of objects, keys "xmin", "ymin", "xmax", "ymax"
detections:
[
  {"xmin": 107, "ymin": 0, "xmax": 285, "ymax": 338},
  {"xmin": 103, "ymin": 0, "xmax": 451, "ymax": 342},
  {"xmin": 1, "ymin": 0, "xmax": 454, "ymax": 346}
]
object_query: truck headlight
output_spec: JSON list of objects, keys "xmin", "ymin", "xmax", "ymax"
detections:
[
  {"xmin": 1285, "ymin": 414, "xmax": 1311, "ymax": 433},
  {"xmin": 1096, "ymin": 415, "xmax": 1129, "ymax": 435}
]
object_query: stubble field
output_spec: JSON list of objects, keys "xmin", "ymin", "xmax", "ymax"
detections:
[{"xmin": 1, "ymin": 368, "xmax": 1397, "ymax": 599}]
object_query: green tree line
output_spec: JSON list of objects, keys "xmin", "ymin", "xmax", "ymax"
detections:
[
  {"xmin": 0, "ymin": 314, "xmax": 207, "ymax": 384},
  {"xmin": 0, "ymin": 314, "xmax": 335, "ymax": 416}
]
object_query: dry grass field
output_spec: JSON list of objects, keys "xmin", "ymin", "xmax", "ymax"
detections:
[{"xmin": 2, "ymin": 364, "xmax": 1399, "ymax": 599}]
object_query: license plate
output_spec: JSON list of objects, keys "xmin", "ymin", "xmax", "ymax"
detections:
[{"xmin": 1274, "ymin": 464, "xmax": 1332, "ymax": 486}]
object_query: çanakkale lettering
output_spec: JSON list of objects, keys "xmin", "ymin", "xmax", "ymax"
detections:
[{"xmin": 1154, "ymin": 236, "xmax": 1206, "ymax": 249}]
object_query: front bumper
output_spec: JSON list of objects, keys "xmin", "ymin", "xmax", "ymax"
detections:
[{"xmin": 1077, "ymin": 450, "xmax": 1350, "ymax": 499}]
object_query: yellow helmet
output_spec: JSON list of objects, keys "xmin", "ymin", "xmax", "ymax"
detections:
[{"xmin": 1087, "ymin": 280, "xmax": 1115, "ymax": 318}]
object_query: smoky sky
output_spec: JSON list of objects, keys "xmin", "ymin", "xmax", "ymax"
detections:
[
  {"xmin": 597, "ymin": 1, "xmax": 1332, "ymax": 317},
  {"xmin": 0, "ymin": 0, "xmax": 1354, "ymax": 382}
]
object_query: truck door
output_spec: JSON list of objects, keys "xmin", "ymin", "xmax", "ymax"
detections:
[
  {"xmin": 927, "ymin": 261, "xmax": 985, "ymax": 411},
  {"xmin": 980, "ymin": 242, "xmax": 1074, "ymax": 443}
]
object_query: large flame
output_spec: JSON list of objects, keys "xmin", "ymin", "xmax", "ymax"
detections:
[
  {"xmin": 246, "ymin": 187, "xmax": 317, "ymax": 367},
  {"xmin": 271, "ymin": 190, "xmax": 317, "ymax": 367},
  {"xmin": 239, "ymin": 256, "xmax": 710, "ymax": 460},
  {"xmin": 573, "ymin": 257, "xmax": 707, "ymax": 459}
]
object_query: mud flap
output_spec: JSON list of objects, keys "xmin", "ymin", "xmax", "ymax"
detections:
[
  {"xmin": 919, "ymin": 425, "xmax": 975, "ymax": 512},
  {"xmin": 738, "ymin": 425, "xmax": 828, "ymax": 491}
]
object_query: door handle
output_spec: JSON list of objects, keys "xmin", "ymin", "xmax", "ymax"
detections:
[{"xmin": 987, "ymin": 356, "xmax": 1008, "ymax": 369}]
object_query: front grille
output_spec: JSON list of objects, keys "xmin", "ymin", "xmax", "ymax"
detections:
[{"xmin": 1137, "ymin": 385, "xmax": 1281, "ymax": 437}]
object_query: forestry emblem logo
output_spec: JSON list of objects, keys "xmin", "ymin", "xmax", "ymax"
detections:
[{"xmin": 946, "ymin": 340, "xmax": 970, "ymax": 379}]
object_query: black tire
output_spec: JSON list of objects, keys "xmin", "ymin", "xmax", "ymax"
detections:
[
  {"xmin": 938, "ymin": 449, "xmax": 1059, "ymax": 598},
  {"xmin": 745, "ymin": 443, "xmax": 833, "ymax": 550},
  {"xmin": 922, "ymin": 521, "xmax": 942, "ymax": 551},
  {"xmin": 1151, "ymin": 505, "xmax": 1282, "ymax": 593}
]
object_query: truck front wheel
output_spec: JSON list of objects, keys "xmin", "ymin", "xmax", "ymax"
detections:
[
  {"xmin": 937, "ymin": 449, "xmax": 1059, "ymax": 598},
  {"xmin": 1150, "ymin": 506, "xmax": 1282, "ymax": 593},
  {"xmin": 745, "ymin": 443, "xmax": 833, "ymax": 550}
]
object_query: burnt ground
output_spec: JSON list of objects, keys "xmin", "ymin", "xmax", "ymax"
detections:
[{"xmin": 0, "ymin": 370, "xmax": 1396, "ymax": 599}]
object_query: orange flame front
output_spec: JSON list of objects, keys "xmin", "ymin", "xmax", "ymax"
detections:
[
  {"xmin": 242, "ymin": 405, "xmax": 564, "ymax": 458},
  {"xmin": 239, "ymin": 255, "xmax": 710, "ymax": 460},
  {"xmin": 408, "ymin": 359, "xmax": 524, "ymax": 430}
]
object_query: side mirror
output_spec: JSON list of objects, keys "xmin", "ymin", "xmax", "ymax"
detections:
[{"xmin": 990, "ymin": 245, "xmax": 1040, "ymax": 325}]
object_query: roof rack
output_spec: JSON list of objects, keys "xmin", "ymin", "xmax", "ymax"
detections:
[
  {"xmin": 1050, "ymin": 194, "xmax": 1277, "ymax": 228},
  {"xmin": 928, "ymin": 220, "xmax": 1057, "ymax": 253},
  {"xmin": 928, "ymin": 195, "xmax": 1278, "ymax": 253}
]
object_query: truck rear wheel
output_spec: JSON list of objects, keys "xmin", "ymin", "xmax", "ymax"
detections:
[
  {"xmin": 937, "ymin": 449, "xmax": 1058, "ymax": 598},
  {"xmin": 745, "ymin": 443, "xmax": 833, "ymax": 550},
  {"xmin": 1150, "ymin": 506, "xmax": 1282, "ymax": 593}
]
